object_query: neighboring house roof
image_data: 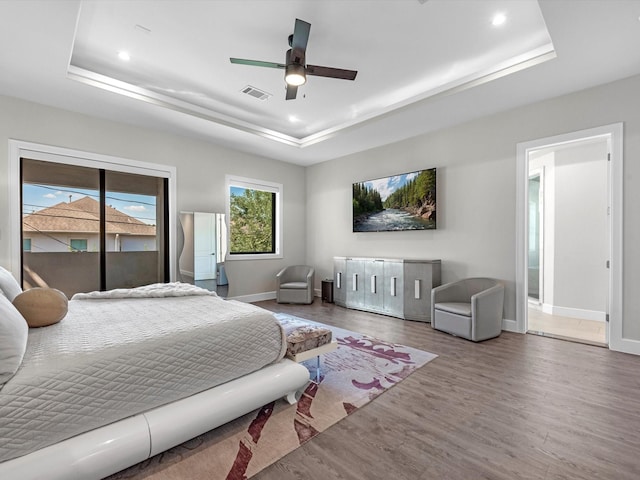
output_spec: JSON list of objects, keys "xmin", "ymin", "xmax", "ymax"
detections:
[{"xmin": 23, "ymin": 196, "xmax": 156, "ymax": 236}]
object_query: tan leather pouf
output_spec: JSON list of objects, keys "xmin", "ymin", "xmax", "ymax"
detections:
[{"xmin": 13, "ymin": 287, "xmax": 69, "ymax": 328}]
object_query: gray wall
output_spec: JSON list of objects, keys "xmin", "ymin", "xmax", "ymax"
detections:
[
  {"xmin": 306, "ymin": 73, "xmax": 640, "ymax": 340},
  {"xmin": 0, "ymin": 95, "xmax": 306, "ymax": 298},
  {"xmin": 2, "ymin": 72, "xmax": 640, "ymax": 339}
]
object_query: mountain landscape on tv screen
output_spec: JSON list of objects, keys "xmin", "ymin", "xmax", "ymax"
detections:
[{"xmin": 353, "ymin": 168, "xmax": 436, "ymax": 232}]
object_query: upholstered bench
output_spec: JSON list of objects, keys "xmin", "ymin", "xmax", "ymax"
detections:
[{"xmin": 278, "ymin": 317, "xmax": 338, "ymax": 382}]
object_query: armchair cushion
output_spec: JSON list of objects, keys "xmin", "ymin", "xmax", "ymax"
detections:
[
  {"xmin": 433, "ymin": 302, "xmax": 472, "ymax": 317},
  {"xmin": 279, "ymin": 281, "xmax": 309, "ymax": 290},
  {"xmin": 431, "ymin": 277, "xmax": 504, "ymax": 342}
]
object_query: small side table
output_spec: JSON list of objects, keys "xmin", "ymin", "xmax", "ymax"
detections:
[{"xmin": 321, "ymin": 279, "xmax": 334, "ymax": 303}]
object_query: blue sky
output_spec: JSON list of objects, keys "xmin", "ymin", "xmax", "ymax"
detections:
[
  {"xmin": 22, "ymin": 184, "xmax": 158, "ymax": 225},
  {"xmin": 230, "ymin": 186, "xmax": 246, "ymax": 197},
  {"xmin": 363, "ymin": 170, "xmax": 419, "ymax": 201}
]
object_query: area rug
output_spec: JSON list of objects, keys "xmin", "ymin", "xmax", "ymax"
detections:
[{"xmin": 108, "ymin": 313, "xmax": 437, "ymax": 480}]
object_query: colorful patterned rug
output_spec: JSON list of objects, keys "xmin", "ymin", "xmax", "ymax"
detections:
[{"xmin": 108, "ymin": 314, "xmax": 437, "ymax": 480}]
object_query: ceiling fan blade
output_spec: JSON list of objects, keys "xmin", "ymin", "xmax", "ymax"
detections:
[
  {"xmin": 306, "ymin": 64, "xmax": 358, "ymax": 81},
  {"xmin": 285, "ymin": 84, "xmax": 298, "ymax": 100},
  {"xmin": 230, "ymin": 58, "xmax": 285, "ymax": 69},
  {"xmin": 291, "ymin": 19, "xmax": 311, "ymax": 53}
]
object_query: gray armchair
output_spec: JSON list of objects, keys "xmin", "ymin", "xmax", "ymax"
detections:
[
  {"xmin": 431, "ymin": 277, "xmax": 505, "ymax": 342},
  {"xmin": 276, "ymin": 265, "xmax": 315, "ymax": 304}
]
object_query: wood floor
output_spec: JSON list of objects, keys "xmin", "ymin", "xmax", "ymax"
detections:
[{"xmin": 252, "ymin": 299, "xmax": 640, "ymax": 480}]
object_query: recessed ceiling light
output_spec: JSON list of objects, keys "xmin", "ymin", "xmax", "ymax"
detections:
[
  {"xmin": 492, "ymin": 13, "xmax": 507, "ymax": 27},
  {"xmin": 118, "ymin": 51, "xmax": 131, "ymax": 61}
]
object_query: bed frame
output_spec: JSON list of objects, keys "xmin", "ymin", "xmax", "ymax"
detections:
[{"xmin": 0, "ymin": 359, "xmax": 310, "ymax": 480}]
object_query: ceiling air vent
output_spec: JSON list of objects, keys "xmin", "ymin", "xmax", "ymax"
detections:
[{"xmin": 241, "ymin": 85, "xmax": 271, "ymax": 101}]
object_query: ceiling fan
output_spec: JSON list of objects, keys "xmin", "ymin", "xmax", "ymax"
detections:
[{"xmin": 230, "ymin": 18, "xmax": 358, "ymax": 100}]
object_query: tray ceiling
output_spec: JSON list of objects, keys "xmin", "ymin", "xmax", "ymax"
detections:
[{"xmin": 1, "ymin": 1, "xmax": 640, "ymax": 165}]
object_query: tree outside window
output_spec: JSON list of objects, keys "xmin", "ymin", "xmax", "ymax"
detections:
[{"xmin": 226, "ymin": 176, "xmax": 282, "ymax": 259}]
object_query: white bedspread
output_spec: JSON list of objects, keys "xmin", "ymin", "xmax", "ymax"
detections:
[
  {"xmin": 0, "ymin": 289, "xmax": 286, "ymax": 463},
  {"xmin": 71, "ymin": 282, "xmax": 215, "ymax": 300}
]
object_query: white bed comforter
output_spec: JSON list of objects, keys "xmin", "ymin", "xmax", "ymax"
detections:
[
  {"xmin": 71, "ymin": 281, "xmax": 215, "ymax": 300},
  {"xmin": 0, "ymin": 284, "xmax": 286, "ymax": 463}
]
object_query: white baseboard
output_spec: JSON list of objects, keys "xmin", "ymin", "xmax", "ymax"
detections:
[
  {"xmin": 229, "ymin": 291, "xmax": 276, "ymax": 303},
  {"xmin": 542, "ymin": 303, "xmax": 606, "ymax": 322},
  {"xmin": 610, "ymin": 336, "xmax": 640, "ymax": 356},
  {"xmin": 502, "ymin": 318, "xmax": 519, "ymax": 333},
  {"xmin": 179, "ymin": 269, "xmax": 194, "ymax": 278}
]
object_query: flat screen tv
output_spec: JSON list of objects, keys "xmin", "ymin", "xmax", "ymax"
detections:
[{"xmin": 353, "ymin": 168, "xmax": 436, "ymax": 232}]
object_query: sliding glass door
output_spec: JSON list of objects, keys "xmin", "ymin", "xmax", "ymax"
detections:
[
  {"xmin": 21, "ymin": 158, "xmax": 168, "ymax": 297},
  {"xmin": 104, "ymin": 171, "xmax": 168, "ymax": 290}
]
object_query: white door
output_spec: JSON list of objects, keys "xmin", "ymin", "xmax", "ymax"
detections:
[{"xmin": 194, "ymin": 212, "xmax": 216, "ymax": 280}]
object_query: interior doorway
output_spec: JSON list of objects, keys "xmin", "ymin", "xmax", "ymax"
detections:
[
  {"xmin": 515, "ymin": 123, "xmax": 624, "ymax": 351},
  {"xmin": 526, "ymin": 138, "xmax": 609, "ymax": 345}
]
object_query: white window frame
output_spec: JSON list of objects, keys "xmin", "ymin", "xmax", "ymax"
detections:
[
  {"xmin": 225, "ymin": 175, "xmax": 283, "ymax": 260},
  {"xmin": 8, "ymin": 140, "xmax": 177, "ymax": 279}
]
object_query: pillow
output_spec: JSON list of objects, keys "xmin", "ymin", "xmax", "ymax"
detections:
[
  {"xmin": 13, "ymin": 288, "xmax": 68, "ymax": 328},
  {"xmin": 0, "ymin": 266, "xmax": 22, "ymax": 302},
  {"xmin": 0, "ymin": 293, "xmax": 28, "ymax": 385}
]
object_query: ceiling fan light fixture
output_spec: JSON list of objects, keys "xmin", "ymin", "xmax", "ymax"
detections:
[
  {"xmin": 285, "ymin": 63, "xmax": 306, "ymax": 86},
  {"xmin": 230, "ymin": 19, "xmax": 356, "ymax": 99}
]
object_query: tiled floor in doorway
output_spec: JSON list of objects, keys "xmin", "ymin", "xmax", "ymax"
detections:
[{"xmin": 528, "ymin": 307, "xmax": 606, "ymax": 345}]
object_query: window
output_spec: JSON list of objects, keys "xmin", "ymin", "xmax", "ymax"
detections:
[
  {"xmin": 13, "ymin": 145, "xmax": 175, "ymax": 297},
  {"xmin": 21, "ymin": 159, "xmax": 169, "ymax": 294},
  {"xmin": 226, "ymin": 175, "xmax": 282, "ymax": 259},
  {"xmin": 69, "ymin": 239, "xmax": 88, "ymax": 252}
]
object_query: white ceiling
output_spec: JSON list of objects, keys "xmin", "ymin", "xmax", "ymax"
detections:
[{"xmin": 1, "ymin": 1, "xmax": 640, "ymax": 166}]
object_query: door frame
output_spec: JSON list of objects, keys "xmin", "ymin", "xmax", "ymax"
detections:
[
  {"xmin": 527, "ymin": 167, "xmax": 544, "ymax": 306},
  {"xmin": 515, "ymin": 123, "xmax": 626, "ymax": 352}
]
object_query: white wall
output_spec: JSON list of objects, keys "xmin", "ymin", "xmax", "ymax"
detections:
[
  {"xmin": 553, "ymin": 140, "xmax": 608, "ymax": 315},
  {"xmin": 307, "ymin": 127, "xmax": 517, "ymax": 319},
  {"xmin": 26, "ymin": 233, "xmax": 155, "ymax": 253},
  {"xmin": 3, "ymin": 72, "xmax": 640, "ymax": 339},
  {"xmin": 25, "ymin": 233, "xmax": 99, "ymax": 253},
  {"xmin": 119, "ymin": 236, "xmax": 156, "ymax": 252},
  {"xmin": 306, "ymin": 73, "xmax": 640, "ymax": 340},
  {"xmin": 0, "ymin": 95, "xmax": 306, "ymax": 298},
  {"xmin": 529, "ymin": 140, "xmax": 608, "ymax": 319}
]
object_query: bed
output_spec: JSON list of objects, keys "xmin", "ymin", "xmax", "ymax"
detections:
[{"xmin": 0, "ymin": 279, "xmax": 310, "ymax": 480}]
